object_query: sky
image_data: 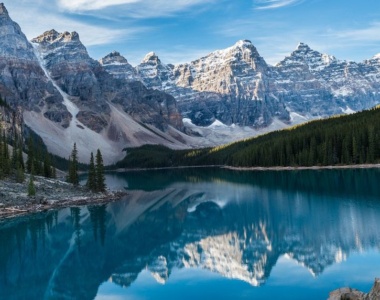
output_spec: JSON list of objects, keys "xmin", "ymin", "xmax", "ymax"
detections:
[{"xmin": 4, "ymin": 0, "xmax": 380, "ymax": 66}]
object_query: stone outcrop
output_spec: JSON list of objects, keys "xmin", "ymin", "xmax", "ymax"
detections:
[
  {"xmin": 0, "ymin": 102, "xmax": 23, "ymax": 140},
  {"xmin": 329, "ymin": 278, "xmax": 380, "ymax": 300}
]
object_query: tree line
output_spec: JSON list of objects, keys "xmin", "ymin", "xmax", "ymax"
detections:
[{"xmin": 114, "ymin": 106, "xmax": 380, "ymax": 168}]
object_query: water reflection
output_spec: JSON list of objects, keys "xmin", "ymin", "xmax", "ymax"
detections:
[{"xmin": 1, "ymin": 168, "xmax": 380, "ymax": 299}]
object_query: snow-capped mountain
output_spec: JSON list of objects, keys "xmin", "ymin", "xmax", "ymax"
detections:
[
  {"xmin": 2, "ymin": 1, "xmax": 380, "ymax": 163},
  {"xmin": 0, "ymin": 4, "xmax": 190, "ymax": 163},
  {"xmin": 103, "ymin": 40, "xmax": 290, "ymax": 127},
  {"xmin": 101, "ymin": 40, "xmax": 380, "ymax": 129}
]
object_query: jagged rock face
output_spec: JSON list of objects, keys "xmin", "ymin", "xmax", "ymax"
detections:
[
  {"xmin": 99, "ymin": 51, "xmax": 139, "ymax": 82},
  {"xmin": 0, "ymin": 103, "xmax": 23, "ymax": 140},
  {"xmin": 130, "ymin": 40, "xmax": 290, "ymax": 127},
  {"xmin": 32, "ymin": 30, "xmax": 184, "ymax": 133},
  {"xmin": 101, "ymin": 42, "xmax": 290, "ymax": 127},
  {"xmin": 104, "ymin": 40, "xmax": 380, "ymax": 127},
  {"xmin": 272, "ymin": 43, "xmax": 380, "ymax": 116},
  {"xmin": 0, "ymin": 5, "xmax": 69, "ymax": 127},
  {"xmin": 0, "ymin": 3, "xmax": 187, "ymax": 164},
  {"xmin": 31, "ymin": 29, "xmax": 111, "ymax": 131}
]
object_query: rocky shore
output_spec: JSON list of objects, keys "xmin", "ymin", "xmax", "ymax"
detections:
[
  {"xmin": 329, "ymin": 278, "xmax": 380, "ymax": 300},
  {"xmin": 0, "ymin": 175, "xmax": 126, "ymax": 220}
]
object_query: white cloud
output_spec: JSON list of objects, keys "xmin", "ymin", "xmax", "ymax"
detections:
[
  {"xmin": 57, "ymin": 0, "xmax": 215, "ymax": 17},
  {"xmin": 254, "ymin": 0, "xmax": 304, "ymax": 10},
  {"xmin": 57, "ymin": 0, "xmax": 139, "ymax": 11},
  {"xmin": 5, "ymin": 1, "xmax": 147, "ymax": 47},
  {"xmin": 325, "ymin": 22, "xmax": 380, "ymax": 43}
]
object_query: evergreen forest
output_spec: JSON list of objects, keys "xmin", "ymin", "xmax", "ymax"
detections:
[{"xmin": 115, "ymin": 106, "xmax": 380, "ymax": 169}]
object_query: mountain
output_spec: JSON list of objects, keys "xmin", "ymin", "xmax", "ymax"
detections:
[
  {"xmin": 101, "ymin": 40, "xmax": 380, "ymax": 131},
  {"xmin": 0, "ymin": 4, "xmax": 191, "ymax": 164},
  {"xmin": 2, "ymin": 1, "xmax": 380, "ymax": 164},
  {"xmin": 102, "ymin": 40, "xmax": 290, "ymax": 127},
  {"xmin": 272, "ymin": 42, "xmax": 380, "ymax": 117},
  {"xmin": 0, "ymin": 4, "xmax": 68, "ymax": 127}
]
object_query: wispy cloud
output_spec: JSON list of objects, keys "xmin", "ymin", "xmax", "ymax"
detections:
[
  {"xmin": 6, "ymin": 1, "xmax": 148, "ymax": 46},
  {"xmin": 253, "ymin": 0, "xmax": 304, "ymax": 10},
  {"xmin": 325, "ymin": 22, "xmax": 380, "ymax": 43},
  {"xmin": 57, "ymin": 0, "xmax": 139, "ymax": 11},
  {"xmin": 57, "ymin": 0, "xmax": 215, "ymax": 18}
]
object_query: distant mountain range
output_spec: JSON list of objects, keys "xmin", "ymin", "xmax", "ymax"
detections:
[{"xmin": 1, "ymin": 3, "xmax": 380, "ymax": 163}]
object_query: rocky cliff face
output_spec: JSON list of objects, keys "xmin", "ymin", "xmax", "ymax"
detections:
[
  {"xmin": 0, "ymin": 4, "xmax": 69, "ymax": 128},
  {"xmin": 31, "ymin": 29, "xmax": 184, "ymax": 133},
  {"xmin": 0, "ymin": 101, "xmax": 23, "ymax": 140},
  {"xmin": 102, "ymin": 40, "xmax": 290, "ymax": 127},
  {"xmin": 272, "ymin": 43, "xmax": 380, "ymax": 117},
  {"xmin": 0, "ymin": 3, "xmax": 188, "ymax": 164},
  {"xmin": 102, "ymin": 40, "xmax": 380, "ymax": 128}
]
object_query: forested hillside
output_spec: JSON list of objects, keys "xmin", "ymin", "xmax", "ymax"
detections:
[{"xmin": 115, "ymin": 107, "xmax": 380, "ymax": 168}]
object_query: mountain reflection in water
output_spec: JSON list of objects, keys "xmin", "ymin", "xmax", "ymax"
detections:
[{"xmin": 0, "ymin": 168, "xmax": 380, "ymax": 299}]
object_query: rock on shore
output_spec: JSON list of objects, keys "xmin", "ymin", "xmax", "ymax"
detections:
[{"xmin": 329, "ymin": 278, "xmax": 380, "ymax": 300}]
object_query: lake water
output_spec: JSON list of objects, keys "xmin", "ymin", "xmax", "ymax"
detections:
[{"xmin": 1, "ymin": 168, "xmax": 380, "ymax": 300}]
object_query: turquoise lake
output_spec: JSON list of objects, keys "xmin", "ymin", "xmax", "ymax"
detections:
[{"xmin": 1, "ymin": 168, "xmax": 380, "ymax": 299}]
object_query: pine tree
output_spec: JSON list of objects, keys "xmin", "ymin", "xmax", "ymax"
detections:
[
  {"xmin": 95, "ymin": 149, "xmax": 106, "ymax": 192},
  {"xmin": 86, "ymin": 152, "xmax": 96, "ymax": 192},
  {"xmin": 68, "ymin": 143, "xmax": 79, "ymax": 186},
  {"xmin": 16, "ymin": 165, "xmax": 25, "ymax": 183},
  {"xmin": 26, "ymin": 136, "xmax": 34, "ymax": 174},
  {"xmin": 28, "ymin": 174, "xmax": 36, "ymax": 197},
  {"xmin": 50, "ymin": 155, "xmax": 56, "ymax": 178},
  {"xmin": 43, "ymin": 152, "xmax": 52, "ymax": 178},
  {"xmin": 11, "ymin": 137, "xmax": 18, "ymax": 171},
  {"xmin": 2, "ymin": 132, "xmax": 10, "ymax": 176},
  {"xmin": 17, "ymin": 140, "xmax": 24, "ymax": 171}
]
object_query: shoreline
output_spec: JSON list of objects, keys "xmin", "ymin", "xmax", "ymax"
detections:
[
  {"xmin": 111, "ymin": 163, "xmax": 380, "ymax": 172},
  {"xmin": 224, "ymin": 163, "xmax": 380, "ymax": 171},
  {"xmin": 0, "ymin": 175, "xmax": 127, "ymax": 221},
  {"xmin": 0, "ymin": 191, "xmax": 127, "ymax": 221}
]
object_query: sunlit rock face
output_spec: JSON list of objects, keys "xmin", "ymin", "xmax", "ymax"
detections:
[{"xmin": 104, "ymin": 40, "xmax": 380, "ymax": 128}]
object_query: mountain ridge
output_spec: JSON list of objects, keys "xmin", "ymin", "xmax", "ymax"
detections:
[
  {"xmin": 1, "ymin": 2, "xmax": 380, "ymax": 164},
  {"xmin": 101, "ymin": 39, "xmax": 380, "ymax": 128}
]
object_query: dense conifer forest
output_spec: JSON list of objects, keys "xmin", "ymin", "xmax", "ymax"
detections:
[{"xmin": 115, "ymin": 106, "xmax": 380, "ymax": 169}]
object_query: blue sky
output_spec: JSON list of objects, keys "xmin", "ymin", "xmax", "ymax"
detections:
[{"xmin": 4, "ymin": 0, "xmax": 380, "ymax": 66}]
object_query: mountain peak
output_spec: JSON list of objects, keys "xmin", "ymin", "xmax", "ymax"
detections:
[
  {"xmin": 99, "ymin": 51, "xmax": 129, "ymax": 65},
  {"xmin": 32, "ymin": 30, "xmax": 80, "ymax": 45},
  {"xmin": 234, "ymin": 39, "xmax": 253, "ymax": 47},
  {"xmin": 142, "ymin": 51, "xmax": 161, "ymax": 64},
  {"xmin": 62, "ymin": 31, "xmax": 80, "ymax": 42},
  {"xmin": 296, "ymin": 42, "xmax": 311, "ymax": 51},
  {"xmin": 0, "ymin": 3, "xmax": 9, "ymax": 16}
]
